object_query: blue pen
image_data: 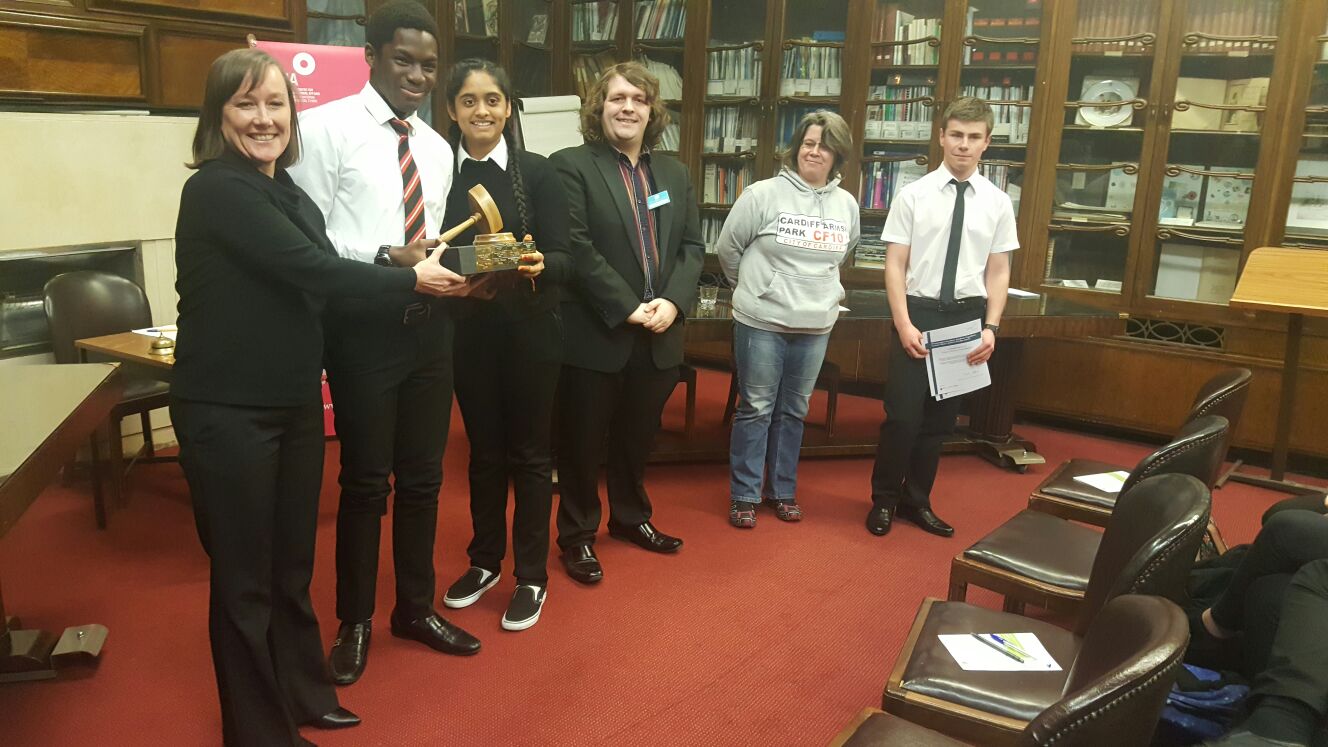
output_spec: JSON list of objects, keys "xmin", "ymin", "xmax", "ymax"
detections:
[
  {"xmin": 990, "ymin": 633, "xmax": 1031, "ymax": 658},
  {"xmin": 971, "ymin": 633, "xmax": 1026, "ymax": 663}
]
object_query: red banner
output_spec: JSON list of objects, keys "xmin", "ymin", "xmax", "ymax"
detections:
[{"xmin": 252, "ymin": 40, "xmax": 367, "ymax": 112}]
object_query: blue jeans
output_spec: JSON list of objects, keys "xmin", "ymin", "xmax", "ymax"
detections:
[{"xmin": 729, "ymin": 322, "xmax": 830, "ymax": 503}]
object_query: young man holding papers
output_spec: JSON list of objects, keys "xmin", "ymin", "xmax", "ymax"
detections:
[{"xmin": 866, "ymin": 97, "xmax": 1018, "ymax": 538}]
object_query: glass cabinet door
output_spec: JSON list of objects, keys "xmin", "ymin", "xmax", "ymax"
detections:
[
  {"xmin": 511, "ymin": 0, "xmax": 555, "ymax": 97},
  {"xmin": 570, "ymin": 0, "xmax": 622, "ymax": 100},
  {"xmin": 777, "ymin": 0, "xmax": 847, "ymax": 173},
  {"xmin": 857, "ymin": 0, "xmax": 942, "ymax": 269},
  {"xmin": 1044, "ymin": 0, "xmax": 1160, "ymax": 296},
  {"xmin": 1145, "ymin": 0, "xmax": 1280, "ymax": 306},
  {"xmin": 698, "ymin": 0, "xmax": 767, "ymax": 253},
  {"xmin": 1281, "ymin": 17, "xmax": 1328, "ymax": 250},
  {"xmin": 631, "ymin": 0, "xmax": 687, "ymax": 155},
  {"xmin": 451, "ymin": 0, "xmax": 500, "ymax": 62},
  {"xmin": 962, "ymin": 0, "xmax": 1043, "ymax": 217}
]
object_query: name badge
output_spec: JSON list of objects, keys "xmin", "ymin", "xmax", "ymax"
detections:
[{"xmin": 646, "ymin": 190, "xmax": 670, "ymax": 210}]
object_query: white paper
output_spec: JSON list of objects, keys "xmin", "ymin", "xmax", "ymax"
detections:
[
  {"xmin": 924, "ymin": 319, "xmax": 990, "ymax": 401},
  {"xmin": 939, "ymin": 632, "xmax": 1062, "ymax": 672},
  {"xmin": 1007, "ymin": 288, "xmax": 1039, "ymax": 298},
  {"xmin": 133, "ymin": 324, "xmax": 177, "ymax": 341},
  {"xmin": 1073, "ymin": 470, "xmax": 1130, "ymax": 493}
]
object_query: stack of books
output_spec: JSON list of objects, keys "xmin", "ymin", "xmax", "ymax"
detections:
[
  {"xmin": 860, "ymin": 157, "xmax": 928, "ymax": 211},
  {"xmin": 779, "ymin": 43, "xmax": 842, "ymax": 97},
  {"xmin": 702, "ymin": 162, "xmax": 754, "ymax": 205},
  {"xmin": 572, "ymin": 1, "xmax": 618, "ymax": 42},
  {"xmin": 703, "ymin": 107, "xmax": 761, "ymax": 153},
  {"xmin": 706, "ymin": 46, "xmax": 761, "ymax": 97},
  {"xmin": 872, "ymin": 4, "xmax": 942, "ymax": 66},
  {"xmin": 634, "ymin": 0, "xmax": 686, "ymax": 41}
]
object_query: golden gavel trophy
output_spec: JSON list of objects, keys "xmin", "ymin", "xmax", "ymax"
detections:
[{"xmin": 434, "ymin": 184, "xmax": 536, "ymax": 275}]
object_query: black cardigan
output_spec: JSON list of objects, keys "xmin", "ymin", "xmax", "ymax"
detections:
[{"xmin": 172, "ymin": 153, "xmax": 417, "ymax": 407}]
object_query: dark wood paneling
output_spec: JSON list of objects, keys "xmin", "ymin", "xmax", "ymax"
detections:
[
  {"xmin": 1015, "ymin": 337, "xmax": 1328, "ymax": 459},
  {"xmin": 154, "ymin": 29, "xmax": 245, "ymax": 107},
  {"xmin": 88, "ymin": 0, "xmax": 288, "ymax": 24},
  {"xmin": 0, "ymin": 13, "xmax": 144, "ymax": 98}
]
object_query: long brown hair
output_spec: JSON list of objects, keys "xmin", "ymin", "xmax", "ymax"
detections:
[
  {"xmin": 578, "ymin": 61, "xmax": 671, "ymax": 149},
  {"xmin": 188, "ymin": 48, "xmax": 301, "ymax": 170}
]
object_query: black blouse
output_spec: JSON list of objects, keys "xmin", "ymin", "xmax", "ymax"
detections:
[{"xmin": 172, "ymin": 153, "xmax": 417, "ymax": 407}]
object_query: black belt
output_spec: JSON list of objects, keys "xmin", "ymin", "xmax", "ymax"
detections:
[{"xmin": 906, "ymin": 295, "xmax": 985, "ymax": 312}]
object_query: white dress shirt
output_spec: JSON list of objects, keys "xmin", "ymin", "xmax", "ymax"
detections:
[
  {"xmin": 459, "ymin": 135, "xmax": 508, "ymax": 171},
  {"xmin": 882, "ymin": 162, "xmax": 1019, "ymax": 300},
  {"xmin": 288, "ymin": 82, "xmax": 454, "ymax": 264}
]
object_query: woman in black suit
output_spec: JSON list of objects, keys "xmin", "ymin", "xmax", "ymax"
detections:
[
  {"xmin": 437, "ymin": 59, "xmax": 570, "ymax": 631},
  {"xmin": 171, "ymin": 48, "xmax": 462, "ymax": 746}
]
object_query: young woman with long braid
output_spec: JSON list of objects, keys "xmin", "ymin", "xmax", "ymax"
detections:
[{"xmin": 439, "ymin": 59, "xmax": 571, "ymax": 630}]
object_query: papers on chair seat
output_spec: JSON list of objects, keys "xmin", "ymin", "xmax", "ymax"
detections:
[
  {"xmin": 1072, "ymin": 470, "xmax": 1130, "ymax": 493},
  {"xmin": 939, "ymin": 632, "xmax": 1062, "ymax": 672},
  {"xmin": 924, "ymin": 319, "xmax": 990, "ymax": 401},
  {"xmin": 133, "ymin": 325, "xmax": 177, "ymax": 341}
]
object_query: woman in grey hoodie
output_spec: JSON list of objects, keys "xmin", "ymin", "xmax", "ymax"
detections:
[{"xmin": 715, "ymin": 110, "xmax": 860, "ymax": 528}]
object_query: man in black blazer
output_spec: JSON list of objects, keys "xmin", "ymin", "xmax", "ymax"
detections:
[{"xmin": 551, "ymin": 62, "xmax": 704, "ymax": 584}]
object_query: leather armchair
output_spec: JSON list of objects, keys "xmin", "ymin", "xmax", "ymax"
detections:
[
  {"xmin": 950, "ymin": 416, "xmax": 1229, "ymax": 617},
  {"xmin": 1028, "ymin": 369, "xmax": 1249, "ymax": 540},
  {"xmin": 882, "ymin": 474, "xmax": 1208, "ymax": 746},
  {"xmin": 44, "ymin": 270, "xmax": 171, "ymax": 528},
  {"xmin": 836, "ymin": 596, "xmax": 1187, "ymax": 747}
]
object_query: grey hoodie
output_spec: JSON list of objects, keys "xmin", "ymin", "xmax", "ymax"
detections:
[{"xmin": 716, "ymin": 168, "xmax": 860, "ymax": 334}]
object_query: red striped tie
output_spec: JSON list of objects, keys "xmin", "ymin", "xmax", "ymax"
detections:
[{"xmin": 389, "ymin": 118, "xmax": 427, "ymax": 244}]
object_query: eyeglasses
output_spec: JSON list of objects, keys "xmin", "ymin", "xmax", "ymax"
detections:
[{"xmin": 800, "ymin": 140, "xmax": 828, "ymax": 153}]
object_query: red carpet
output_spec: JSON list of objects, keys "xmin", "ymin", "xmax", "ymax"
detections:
[{"xmin": 1, "ymin": 370, "xmax": 1321, "ymax": 746}]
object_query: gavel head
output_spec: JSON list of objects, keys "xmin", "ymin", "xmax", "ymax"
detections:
[{"xmin": 467, "ymin": 184, "xmax": 503, "ymax": 235}]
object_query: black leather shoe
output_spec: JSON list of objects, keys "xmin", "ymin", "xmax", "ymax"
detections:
[
  {"xmin": 608, "ymin": 521, "xmax": 683, "ymax": 553},
  {"xmin": 328, "ymin": 621, "xmax": 371, "ymax": 685},
  {"xmin": 303, "ymin": 706, "xmax": 361, "ymax": 730},
  {"xmin": 896, "ymin": 505, "xmax": 955, "ymax": 537},
  {"xmin": 560, "ymin": 544, "xmax": 603, "ymax": 584},
  {"xmin": 389, "ymin": 611, "xmax": 481, "ymax": 656},
  {"xmin": 865, "ymin": 506, "xmax": 893, "ymax": 536}
]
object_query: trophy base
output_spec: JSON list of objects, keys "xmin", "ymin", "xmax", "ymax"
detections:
[{"xmin": 442, "ymin": 233, "xmax": 531, "ymax": 275}]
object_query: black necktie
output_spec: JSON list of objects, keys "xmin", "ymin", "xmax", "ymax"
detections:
[{"xmin": 940, "ymin": 178, "xmax": 968, "ymax": 304}]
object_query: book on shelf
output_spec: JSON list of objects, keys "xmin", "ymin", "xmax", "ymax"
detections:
[
  {"xmin": 1173, "ymin": 77, "xmax": 1228, "ymax": 130},
  {"xmin": 780, "ymin": 44, "xmax": 842, "ymax": 98},
  {"xmin": 1189, "ymin": 0, "xmax": 1279, "ymax": 52},
  {"xmin": 527, "ymin": 14, "xmax": 549, "ymax": 45},
  {"xmin": 872, "ymin": 3, "xmax": 942, "ymax": 66},
  {"xmin": 1198, "ymin": 167, "xmax": 1253, "ymax": 228},
  {"xmin": 634, "ymin": 0, "xmax": 686, "ymax": 42},
  {"xmin": 1158, "ymin": 165, "xmax": 1205, "ymax": 226},
  {"xmin": 1155, "ymin": 242, "xmax": 1239, "ymax": 304},
  {"xmin": 854, "ymin": 237, "xmax": 888, "ymax": 269},
  {"xmin": 1221, "ymin": 78, "xmax": 1269, "ymax": 132},
  {"xmin": 979, "ymin": 163, "xmax": 1022, "ymax": 214},
  {"xmin": 1073, "ymin": 0, "xmax": 1151, "ymax": 54},
  {"xmin": 959, "ymin": 79, "xmax": 1032, "ymax": 143},
  {"xmin": 1287, "ymin": 158, "xmax": 1328, "ymax": 231},
  {"xmin": 637, "ymin": 55, "xmax": 683, "ymax": 100},
  {"xmin": 703, "ymin": 106, "xmax": 760, "ymax": 154},
  {"xmin": 454, "ymin": 0, "xmax": 498, "ymax": 37},
  {"xmin": 702, "ymin": 162, "xmax": 753, "ymax": 205},
  {"xmin": 968, "ymin": 14, "xmax": 1041, "ymax": 65},
  {"xmin": 860, "ymin": 157, "xmax": 927, "ymax": 211},
  {"xmin": 702, "ymin": 214, "xmax": 724, "ymax": 254},
  {"xmin": 706, "ymin": 46, "xmax": 761, "ymax": 97},
  {"xmin": 572, "ymin": 1, "xmax": 618, "ymax": 43},
  {"xmin": 865, "ymin": 72, "xmax": 936, "ymax": 140},
  {"xmin": 572, "ymin": 50, "xmax": 619, "ymax": 100}
]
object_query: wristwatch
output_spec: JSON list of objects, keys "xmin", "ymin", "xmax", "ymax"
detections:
[
  {"xmin": 374, "ymin": 244, "xmax": 393, "ymax": 267},
  {"xmin": 983, "ymin": 322, "xmax": 1000, "ymax": 335}
]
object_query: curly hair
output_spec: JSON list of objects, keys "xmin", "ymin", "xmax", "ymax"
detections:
[
  {"xmin": 578, "ymin": 61, "xmax": 671, "ymax": 149},
  {"xmin": 365, "ymin": 0, "xmax": 439, "ymax": 50},
  {"xmin": 443, "ymin": 58, "xmax": 531, "ymax": 238}
]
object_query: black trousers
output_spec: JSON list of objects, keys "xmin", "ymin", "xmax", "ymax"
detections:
[
  {"xmin": 555, "ymin": 331, "xmax": 679, "ymax": 550},
  {"xmin": 326, "ymin": 312, "xmax": 453, "ymax": 623},
  {"xmin": 172, "ymin": 397, "xmax": 337, "ymax": 747},
  {"xmin": 869, "ymin": 298, "xmax": 986, "ymax": 510},
  {"xmin": 453, "ymin": 309, "xmax": 559, "ymax": 585},
  {"xmin": 1253, "ymin": 557, "xmax": 1328, "ymax": 719}
]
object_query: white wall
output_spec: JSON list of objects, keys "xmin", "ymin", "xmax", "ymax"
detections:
[{"xmin": 2, "ymin": 112, "xmax": 197, "ymax": 445}]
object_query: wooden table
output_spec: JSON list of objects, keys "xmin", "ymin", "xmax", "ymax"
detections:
[
  {"xmin": 75, "ymin": 330, "xmax": 175, "ymax": 374},
  {"xmin": 1228, "ymin": 247, "xmax": 1328, "ymax": 493},
  {"xmin": 675, "ymin": 290, "xmax": 1125, "ymax": 470},
  {"xmin": 1, "ymin": 363, "xmax": 123, "ymax": 681}
]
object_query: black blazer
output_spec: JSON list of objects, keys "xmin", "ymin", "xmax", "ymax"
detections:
[
  {"xmin": 172, "ymin": 153, "xmax": 417, "ymax": 407},
  {"xmin": 444, "ymin": 150, "xmax": 571, "ymax": 363},
  {"xmin": 550, "ymin": 142, "xmax": 704, "ymax": 373}
]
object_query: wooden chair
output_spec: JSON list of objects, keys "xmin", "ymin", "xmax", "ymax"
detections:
[
  {"xmin": 949, "ymin": 416, "xmax": 1229, "ymax": 617},
  {"xmin": 882, "ymin": 474, "xmax": 1209, "ymax": 746},
  {"xmin": 834, "ymin": 596, "xmax": 1187, "ymax": 747},
  {"xmin": 44, "ymin": 271, "xmax": 170, "ymax": 528}
]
